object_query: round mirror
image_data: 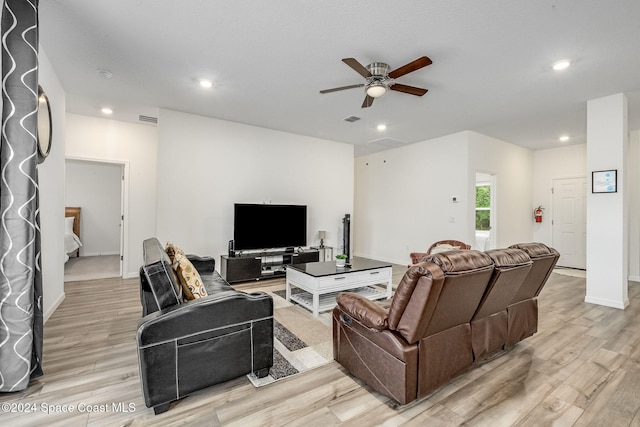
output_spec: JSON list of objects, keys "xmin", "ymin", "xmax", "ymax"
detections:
[{"xmin": 37, "ymin": 85, "xmax": 52, "ymax": 163}]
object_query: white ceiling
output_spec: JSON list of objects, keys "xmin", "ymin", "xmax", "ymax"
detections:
[{"xmin": 39, "ymin": 0, "xmax": 640, "ymax": 156}]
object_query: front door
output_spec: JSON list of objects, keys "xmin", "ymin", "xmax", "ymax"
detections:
[{"xmin": 552, "ymin": 177, "xmax": 587, "ymax": 269}]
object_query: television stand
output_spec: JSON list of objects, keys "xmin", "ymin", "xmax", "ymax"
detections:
[{"xmin": 221, "ymin": 249, "xmax": 319, "ymax": 283}]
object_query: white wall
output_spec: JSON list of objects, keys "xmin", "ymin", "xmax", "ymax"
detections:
[
  {"xmin": 354, "ymin": 132, "xmax": 471, "ymax": 265},
  {"xmin": 354, "ymin": 131, "xmax": 533, "ymax": 265},
  {"xmin": 629, "ymin": 130, "xmax": 640, "ymax": 281},
  {"xmin": 531, "ymin": 144, "xmax": 587, "ymax": 246},
  {"xmin": 156, "ymin": 109, "xmax": 354, "ymax": 259},
  {"xmin": 38, "ymin": 47, "xmax": 67, "ymax": 321},
  {"xmin": 511, "ymin": 134, "xmax": 640, "ymax": 281},
  {"xmin": 467, "ymin": 132, "xmax": 534, "ymax": 248},
  {"xmin": 65, "ymin": 114, "xmax": 158, "ymax": 277},
  {"xmin": 586, "ymin": 93, "xmax": 629, "ymax": 309},
  {"xmin": 65, "ymin": 159, "xmax": 122, "ymax": 256}
]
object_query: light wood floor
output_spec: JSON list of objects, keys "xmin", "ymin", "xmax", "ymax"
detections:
[{"xmin": 3, "ymin": 269, "xmax": 640, "ymax": 426}]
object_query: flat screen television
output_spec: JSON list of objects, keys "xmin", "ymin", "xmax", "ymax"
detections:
[{"xmin": 233, "ymin": 203, "xmax": 307, "ymax": 251}]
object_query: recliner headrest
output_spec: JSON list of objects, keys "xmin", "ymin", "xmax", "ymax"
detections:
[
  {"xmin": 509, "ymin": 242, "xmax": 558, "ymax": 258},
  {"xmin": 485, "ymin": 248, "xmax": 532, "ymax": 268},
  {"xmin": 426, "ymin": 250, "xmax": 493, "ymax": 274}
]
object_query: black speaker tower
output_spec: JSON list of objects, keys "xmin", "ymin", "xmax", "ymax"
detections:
[{"xmin": 342, "ymin": 214, "xmax": 351, "ymax": 267}]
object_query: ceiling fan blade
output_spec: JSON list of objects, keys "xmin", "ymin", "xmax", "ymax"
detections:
[
  {"xmin": 388, "ymin": 56, "xmax": 432, "ymax": 79},
  {"xmin": 390, "ymin": 84, "xmax": 428, "ymax": 96},
  {"xmin": 343, "ymin": 58, "xmax": 372, "ymax": 78},
  {"xmin": 319, "ymin": 83, "xmax": 365, "ymax": 94},
  {"xmin": 361, "ymin": 94, "xmax": 375, "ymax": 108}
]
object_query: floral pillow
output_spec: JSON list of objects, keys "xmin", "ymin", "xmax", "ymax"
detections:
[{"xmin": 173, "ymin": 252, "xmax": 208, "ymax": 300}]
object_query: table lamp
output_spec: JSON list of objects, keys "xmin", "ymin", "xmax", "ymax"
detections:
[{"xmin": 318, "ymin": 231, "xmax": 326, "ymax": 248}]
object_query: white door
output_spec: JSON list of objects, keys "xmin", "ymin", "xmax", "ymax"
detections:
[{"xmin": 552, "ymin": 177, "xmax": 586, "ymax": 269}]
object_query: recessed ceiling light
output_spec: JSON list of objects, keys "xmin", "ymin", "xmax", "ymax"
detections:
[
  {"xmin": 199, "ymin": 79, "xmax": 213, "ymax": 89},
  {"xmin": 559, "ymin": 135, "xmax": 570, "ymax": 142},
  {"xmin": 377, "ymin": 124, "xmax": 387, "ymax": 131},
  {"xmin": 552, "ymin": 60, "xmax": 571, "ymax": 71},
  {"xmin": 101, "ymin": 107, "xmax": 113, "ymax": 115}
]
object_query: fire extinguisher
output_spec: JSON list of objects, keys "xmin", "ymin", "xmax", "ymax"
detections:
[{"xmin": 534, "ymin": 206, "xmax": 544, "ymax": 223}]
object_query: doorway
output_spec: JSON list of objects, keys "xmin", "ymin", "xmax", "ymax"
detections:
[
  {"xmin": 475, "ymin": 172, "xmax": 496, "ymax": 250},
  {"xmin": 64, "ymin": 158, "xmax": 127, "ymax": 280},
  {"xmin": 552, "ymin": 177, "xmax": 587, "ymax": 269}
]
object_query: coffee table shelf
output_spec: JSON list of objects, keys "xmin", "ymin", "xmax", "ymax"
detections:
[{"xmin": 289, "ymin": 286, "xmax": 387, "ymax": 314}]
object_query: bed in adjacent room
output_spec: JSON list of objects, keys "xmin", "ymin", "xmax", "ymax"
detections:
[{"xmin": 64, "ymin": 206, "xmax": 82, "ymax": 263}]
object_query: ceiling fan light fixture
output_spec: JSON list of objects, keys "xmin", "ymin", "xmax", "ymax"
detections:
[{"xmin": 366, "ymin": 83, "xmax": 386, "ymax": 98}]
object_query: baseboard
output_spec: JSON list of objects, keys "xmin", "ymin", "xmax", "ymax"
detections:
[
  {"xmin": 44, "ymin": 292, "xmax": 65, "ymax": 324},
  {"xmin": 584, "ymin": 295, "xmax": 629, "ymax": 310},
  {"xmin": 629, "ymin": 275, "xmax": 640, "ymax": 283},
  {"xmin": 80, "ymin": 251, "xmax": 120, "ymax": 257},
  {"xmin": 123, "ymin": 271, "xmax": 137, "ymax": 279}
]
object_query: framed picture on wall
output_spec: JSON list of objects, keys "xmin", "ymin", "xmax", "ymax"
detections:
[{"xmin": 592, "ymin": 169, "xmax": 617, "ymax": 193}]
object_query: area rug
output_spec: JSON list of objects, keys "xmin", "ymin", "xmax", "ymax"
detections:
[{"xmin": 247, "ymin": 287, "xmax": 333, "ymax": 387}]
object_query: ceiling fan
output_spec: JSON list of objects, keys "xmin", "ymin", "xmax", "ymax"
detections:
[{"xmin": 320, "ymin": 56, "xmax": 432, "ymax": 108}]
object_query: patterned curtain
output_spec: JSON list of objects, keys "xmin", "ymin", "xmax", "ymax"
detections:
[{"xmin": 0, "ymin": 0, "xmax": 43, "ymax": 391}]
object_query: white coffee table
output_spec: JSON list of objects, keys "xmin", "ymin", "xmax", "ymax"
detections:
[{"xmin": 285, "ymin": 259, "xmax": 393, "ymax": 317}]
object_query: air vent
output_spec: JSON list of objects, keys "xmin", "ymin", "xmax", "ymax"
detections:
[
  {"xmin": 138, "ymin": 115, "xmax": 158, "ymax": 124},
  {"xmin": 367, "ymin": 137, "xmax": 409, "ymax": 148},
  {"xmin": 344, "ymin": 115, "xmax": 361, "ymax": 123}
]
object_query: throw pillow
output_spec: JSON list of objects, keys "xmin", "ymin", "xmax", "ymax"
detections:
[
  {"xmin": 165, "ymin": 241, "xmax": 185, "ymax": 266},
  {"xmin": 174, "ymin": 252, "xmax": 208, "ymax": 300},
  {"xmin": 65, "ymin": 217, "xmax": 74, "ymax": 234},
  {"xmin": 430, "ymin": 243, "xmax": 459, "ymax": 254}
]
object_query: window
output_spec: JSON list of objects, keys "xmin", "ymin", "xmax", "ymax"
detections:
[{"xmin": 475, "ymin": 184, "xmax": 491, "ymax": 231}]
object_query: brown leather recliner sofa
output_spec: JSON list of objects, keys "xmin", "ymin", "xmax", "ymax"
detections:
[{"xmin": 332, "ymin": 242, "xmax": 559, "ymax": 405}]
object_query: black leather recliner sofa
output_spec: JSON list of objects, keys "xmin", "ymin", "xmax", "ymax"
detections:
[{"xmin": 136, "ymin": 237, "xmax": 273, "ymax": 414}]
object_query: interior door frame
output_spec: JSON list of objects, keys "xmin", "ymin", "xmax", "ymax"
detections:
[
  {"xmin": 65, "ymin": 156, "xmax": 129, "ymax": 277},
  {"xmin": 475, "ymin": 171, "xmax": 497, "ymax": 250}
]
